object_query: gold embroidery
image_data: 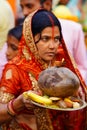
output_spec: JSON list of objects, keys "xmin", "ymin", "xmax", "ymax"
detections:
[
  {"xmin": 23, "ymin": 11, "xmax": 38, "ymax": 59},
  {"xmin": 34, "ymin": 107, "xmax": 53, "ymax": 130},
  {"xmin": 29, "ymin": 73, "xmax": 39, "ymax": 92},
  {"xmin": 0, "ymin": 89, "xmax": 14, "ymax": 103},
  {"xmin": 23, "ymin": 46, "xmax": 31, "ymax": 60},
  {"xmin": 28, "ymin": 73, "xmax": 53, "ymax": 130},
  {"xmin": 1, "ymin": 120, "xmax": 24, "ymax": 130},
  {"xmin": 23, "ymin": 10, "xmax": 49, "ymax": 70}
]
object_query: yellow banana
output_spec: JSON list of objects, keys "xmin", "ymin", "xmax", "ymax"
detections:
[{"xmin": 23, "ymin": 91, "xmax": 52, "ymax": 105}]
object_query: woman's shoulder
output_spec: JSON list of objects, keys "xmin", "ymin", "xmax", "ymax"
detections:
[
  {"xmin": 4, "ymin": 62, "xmax": 19, "ymax": 71},
  {"xmin": 1, "ymin": 63, "xmax": 21, "ymax": 80}
]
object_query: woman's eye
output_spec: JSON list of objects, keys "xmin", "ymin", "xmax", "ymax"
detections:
[
  {"xmin": 54, "ymin": 37, "xmax": 60, "ymax": 42},
  {"xmin": 11, "ymin": 44, "xmax": 18, "ymax": 51},
  {"xmin": 40, "ymin": 36, "xmax": 60, "ymax": 43},
  {"xmin": 41, "ymin": 36, "xmax": 50, "ymax": 42},
  {"xmin": 26, "ymin": 4, "xmax": 34, "ymax": 9}
]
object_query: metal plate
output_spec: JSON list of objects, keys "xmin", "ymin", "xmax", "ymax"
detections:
[{"xmin": 31, "ymin": 100, "xmax": 87, "ymax": 111}]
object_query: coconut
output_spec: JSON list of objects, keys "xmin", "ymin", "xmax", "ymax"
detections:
[{"xmin": 38, "ymin": 67, "xmax": 80, "ymax": 98}]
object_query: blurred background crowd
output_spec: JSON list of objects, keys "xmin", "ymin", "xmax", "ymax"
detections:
[
  {"xmin": 17, "ymin": 0, "xmax": 87, "ymax": 25},
  {"xmin": 53, "ymin": 0, "xmax": 87, "ymax": 38}
]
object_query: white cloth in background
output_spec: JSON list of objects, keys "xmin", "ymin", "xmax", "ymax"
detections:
[
  {"xmin": 59, "ymin": 18, "xmax": 87, "ymax": 84},
  {"xmin": 0, "ymin": 0, "xmax": 15, "ymax": 50}
]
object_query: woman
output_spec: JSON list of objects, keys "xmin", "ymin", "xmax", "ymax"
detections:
[
  {"xmin": 6, "ymin": 25, "xmax": 23, "ymax": 61},
  {"xmin": 0, "ymin": 9, "xmax": 86, "ymax": 130},
  {"xmin": 0, "ymin": 25, "xmax": 23, "ymax": 80}
]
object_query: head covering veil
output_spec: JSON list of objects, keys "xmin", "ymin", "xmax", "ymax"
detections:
[{"xmin": 22, "ymin": 9, "xmax": 62, "ymax": 61}]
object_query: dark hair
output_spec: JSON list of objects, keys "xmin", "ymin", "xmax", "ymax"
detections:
[
  {"xmin": 16, "ymin": 17, "xmax": 25, "ymax": 26},
  {"xmin": 8, "ymin": 25, "xmax": 23, "ymax": 41},
  {"xmin": 32, "ymin": 10, "xmax": 62, "ymax": 38}
]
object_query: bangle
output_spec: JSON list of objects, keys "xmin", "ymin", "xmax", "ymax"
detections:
[
  {"xmin": 10, "ymin": 99, "xmax": 18, "ymax": 114},
  {"xmin": 7, "ymin": 99, "xmax": 18, "ymax": 116}
]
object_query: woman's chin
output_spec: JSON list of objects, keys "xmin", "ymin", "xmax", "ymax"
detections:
[{"xmin": 43, "ymin": 58, "xmax": 54, "ymax": 63}]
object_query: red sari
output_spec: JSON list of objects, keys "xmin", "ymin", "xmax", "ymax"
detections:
[{"xmin": 0, "ymin": 9, "xmax": 87, "ymax": 130}]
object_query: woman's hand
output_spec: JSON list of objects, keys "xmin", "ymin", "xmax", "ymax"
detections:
[
  {"xmin": 22, "ymin": 92, "xmax": 35, "ymax": 110},
  {"xmin": 13, "ymin": 90, "xmax": 42, "ymax": 112},
  {"xmin": 11, "ymin": 92, "xmax": 35, "ymax": 113}
]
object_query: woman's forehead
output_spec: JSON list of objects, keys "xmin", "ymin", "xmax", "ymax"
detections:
[
  {"xmin": 41, "ymin": 26, "xmax": 60, "ymax": 37},
  {"xmin": 41, "ymin": 26, "xmax": 60, "ymax": 35}
]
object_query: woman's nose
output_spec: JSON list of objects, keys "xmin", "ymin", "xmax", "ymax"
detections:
[
  {"xmin": 23, "ymin": 8, "xmax": 29, "ymax": 17},
  {"xmin": 6, "ymin": 48, "xmax": 11, "ymax": 57},
  {"xmin": 49, "ymin": 41, "xmax": 55, "ymax": 48}
]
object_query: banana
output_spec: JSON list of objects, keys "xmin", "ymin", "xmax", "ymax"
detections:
[{"xmin": 23, "ymin": 91, "xmax": 52, "ymax": 105}]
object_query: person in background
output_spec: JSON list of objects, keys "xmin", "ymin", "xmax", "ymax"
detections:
[
  {"xmin": 0, "ymin": 0, "xmax": 15, "ymax": 50},
  {"xmin": 67, "ymin": 0, "xmax": 83, "ymax": 19},
  {"xmin": 45, "ymin": 0, "xmax": 87, "ymax": 85},
  {"xmin": 0, "ymin": 25, "xmax": 23, "ymax": 80},
  {"xmin": 16, "ymin": 0, "xmax": 41, "ymax": 25},
  {"xmin": 53, "ymin": 0, "xmax": 79, "ymax": 22},
  {"xmin": 0, "ymin": 0, "xmax": 41, "ymax": 80},
  {"xmin": 0, "ymin": 9, "xmax": 86, "ymax": 130},
  {"xmin": 0, "ymin": 0, "xmax": 41, "ymax": 49},
  {"xmin": 18, "ymin": 0, "xmax": 41, "ymax": 18},
  {"xmin": 6, "ymin": 25, "xmax": 23, "ymax": 61}
]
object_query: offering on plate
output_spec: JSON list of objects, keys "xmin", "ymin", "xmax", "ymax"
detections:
[
  {"xmin": 23, "ymin": 91, "xmax": 84, "ymax": 110},
  {"xmin": 38, "ymin": 67, "xmax": 80, "ymax": 98},
  {"xmin": 23, "ymin": 67, "xmax": 86, "ymax": 110}
]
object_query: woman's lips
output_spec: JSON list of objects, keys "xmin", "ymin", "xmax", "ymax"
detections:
[{"xmin": 46, "ymin": 52, "xmax": 55, "ymax": 56}]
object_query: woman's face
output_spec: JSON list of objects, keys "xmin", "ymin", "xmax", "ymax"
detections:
[
  {"xmin": 20, "ymin": 0, "xmax": 40, "ymax": 17},
  {"xmin": 35, "ymin": 26, "xmax": 60, "ymax": 63},
  {"xmin": 6, "ymin": 35, "xmax": 19, "ymax": 61}
]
